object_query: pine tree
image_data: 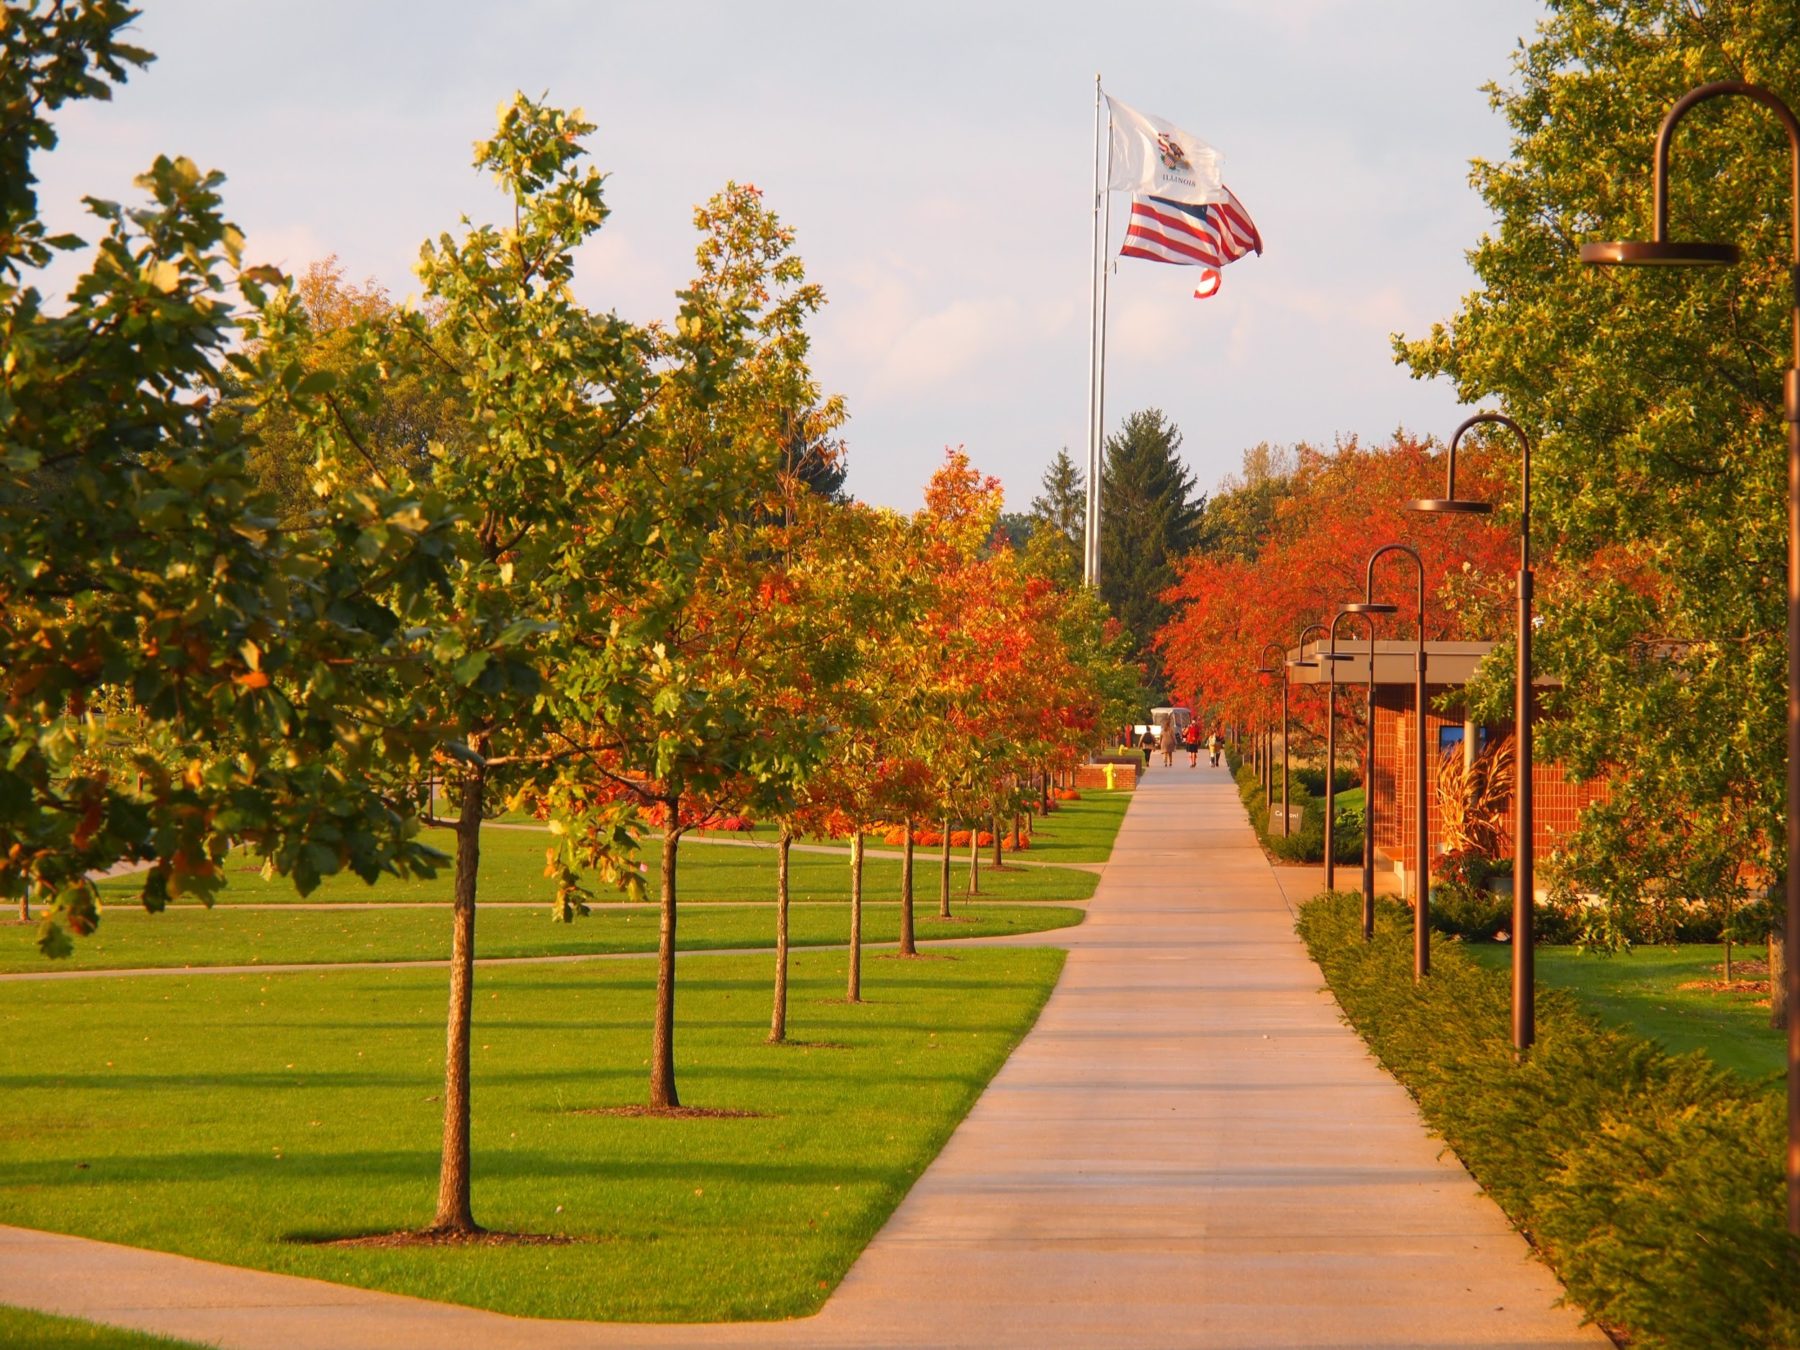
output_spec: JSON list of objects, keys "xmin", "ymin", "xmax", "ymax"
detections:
[
  {"xmin": 781, "ymin": 411, "xmax": 848, "ymax": 502},
  {"xmin": 1029, "ymin": 447, "xmax": 1087, "ymax": 549},
  {"xmin": 1098, "ymin": 409, "xmax": 1204, "ymax": 699}
]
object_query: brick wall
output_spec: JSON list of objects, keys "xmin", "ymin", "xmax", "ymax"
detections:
[
  {"xmin": 1365, "ymin": 686, "xmax": 1610, "ymax": 891},
  {"xmin": 1075, "ymin": 761, "xmax": 1139, "ymax": 791}
]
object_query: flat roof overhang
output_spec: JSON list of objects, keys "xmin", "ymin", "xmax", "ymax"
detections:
[{"xmin": 1281, "ymin": 639, "xmax": 1558, "ymax": 689}]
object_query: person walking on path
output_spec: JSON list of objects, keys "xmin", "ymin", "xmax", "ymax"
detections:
[
  {"xmin": 1183, "ymin": 721, "xmax": 1202, "ymax": 768},
  {"xmin": 1207, "ymin": 731, "xmax": 1222, "ymax": 767},
  {"xmin": 1157, "ymin": 715, "xmax": 1176, "ymax": 767}
]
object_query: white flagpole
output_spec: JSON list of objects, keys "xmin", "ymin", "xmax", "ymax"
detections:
[
  {"xmin": 1091, "ymin": 101, "xmax": 1114, "ymax": 589},
  {"xmin": 1084, "ymin": 75, "xmax": 1103, "ymax": 586}
]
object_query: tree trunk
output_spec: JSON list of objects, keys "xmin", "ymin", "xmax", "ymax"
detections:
[
  {"xmin": 938, "ymin": 816, "xmax": 952, "ymax": 919},
  {"xmin": 967, "ymin": 825, "xmax": 981, "ymax": 895},
  {"xmin": 1041, "ymin": 769, "xmax": 1051, "ymax": 815},
  {"xmin": 769, "ymin": 829, "xmax": 792, "ymax": 1043},
  {"xmin": 1013, "ymin": 812, "xmax": 1025, "ymax": 851},
  {"xmin": 847, "ymin": 831, "xmax": 864, "ymax": 1002},
  {"xmin": 432, "ymin": 770, "xmax": 485, "ymax": 1234},
  {"xmin": 651, "ymin": 813, "xmax": 682, "ymax": 1109},
  {"xmin": 990, "ymin": 813, "xmax": 1004, "ymax": 870},
  {"xmin": 1771, "ymin": 922, "xmax": 1788, "ymax": 1031},
  {"xmin": 899, "ymin": 821, "xmax": 917, "ymax": 956},
  {"xmin": 1723, "ymin": 892, "xmax": 1734, "ymax": 984},
  {"xmin": 19, "ymin": 891, "xmax": 28, "ymax": 921}
]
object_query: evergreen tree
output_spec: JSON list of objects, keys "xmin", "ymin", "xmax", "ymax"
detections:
[
  {"xmin": 1098, "ymin": 409, "xmax": 1204, "ymax": 699},
  {"xmin": 781, "ymin": 411, "xmax": 848, "ymax": 502},
  {"xmin": 1029, "ymin": 446, "xmax": 1087, "ymax": 548}
]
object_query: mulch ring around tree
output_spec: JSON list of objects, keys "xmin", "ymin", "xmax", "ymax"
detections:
[
  {"xmin": 1678, "ymin": 957, "xmax": 1775, "ymax": 1001},
  {"xmin": 570, "ymin": 1105, "xmax": 764, "ymax": 1119},
  {"xmin": 292, "ymin": 1229, "xmax": 582, "ymax": 1248}
]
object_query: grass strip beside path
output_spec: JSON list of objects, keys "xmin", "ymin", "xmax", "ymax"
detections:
[
  {"xmin": 0, "ymin": 946, "xmax": 1064, "ymax": 1322},
  {"xmin": 0, "ymin": 902, "xmax": 1081, "ymax": 975},
  {"xmin": 1299, "ymin": 892, "xmax": 1798, "ymax": 1349},
  {"xmin": 1463, "ymin": 941, "xmax": 1784, "ymax": 1079},
  {"xmin": 89, "ymin": 827, "xmax": 1101, "ymax": 909},
  {"xmin": 0, "ymin": 1305, "xmax": 206, "ymax": 1348}
]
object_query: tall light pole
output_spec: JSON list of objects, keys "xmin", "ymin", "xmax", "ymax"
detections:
[
  {"xmin": 1255, "ymin": 642, "xmax": 1286, "ymax": 821},
  {"xmin": 1408, "ymin": 413, "xmax": 1537, "ymax": 1052},
  {"xmin": 1322, "ymin": 609, "xmax": 1373, "ymax": 895},
  {"xmin": 1343, "ymin": 544, "xmax": 1431, "ymax": 980},
  {"xmin": 1287, "ymin": 624, "xmax": 1328, "ymax": 839},
  {"xmin": 1577, "ymin": 78, "xmax": 1800, "ymax": 1233}
]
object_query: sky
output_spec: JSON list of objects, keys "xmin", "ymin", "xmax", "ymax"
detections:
[{"xmin": 32, "ymin": 0, "xmax": 1547, "ymax": 511}]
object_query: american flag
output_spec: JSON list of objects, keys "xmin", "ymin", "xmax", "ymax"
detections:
[{"xmin": 1120, "ymin": 189, "xmax": 1263, "ymax": 299}]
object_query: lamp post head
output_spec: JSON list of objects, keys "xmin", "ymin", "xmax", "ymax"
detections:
[
  {"xmin": 1407, "ymin": 496, "xmax": 1493, "ymax": 515},
  {"xmin": 1317, "ymin": 652, "xmax": 1357, "ymax": 663},
  {"xmin": 1287, "ymin": 657, "xmax": 1320, "ymax": 668},
  {"xmin": 1340, "ymin": 601, "xmax": 1398, "ymax": 616},
  {"xmin": 1253, "ymin": 665, "xmax": 1277, "ymax": 675},
  {"xmin": 1579, "ymin": 239, "xmax": 1739, "ymax": 266}
]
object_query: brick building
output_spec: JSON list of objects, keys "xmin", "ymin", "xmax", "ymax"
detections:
[{"xmin": 1286, "ymin": 639, "xmax": 1607, "ymax": 898}]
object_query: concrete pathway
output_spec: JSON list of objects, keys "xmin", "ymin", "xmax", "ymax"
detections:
[{"xmin": 0, "ymin": 767, "xmax": 1604, "ymax": 1348}]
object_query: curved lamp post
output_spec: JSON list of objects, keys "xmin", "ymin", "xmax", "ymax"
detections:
[
  {"xmin": 1343, "ymin": 544, "xmax": 1430, "ymax": 979},
  {"xmin": 1409, "ymin": 413, "xmax": 1537, "ymax": 1052},
  {"xmin": 1254, "ymin": 642, "xmax": 1286, "ymax": 819},
  {"xmin": 1577, "ymin": 78, "xmax": 1800, "ymax": 1232},
  {"xmin": 1322, "ymin": 609, "xmax": 1373, "ymax": 895},
  {"xmin": 1285, "ymin": 624, "xmax": 1328, "ymax": 838}
]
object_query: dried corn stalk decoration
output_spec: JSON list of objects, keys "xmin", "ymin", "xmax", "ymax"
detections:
[{"xmin": 1437, "ymin": 737, "xmax": 1516, "ymax": 858}]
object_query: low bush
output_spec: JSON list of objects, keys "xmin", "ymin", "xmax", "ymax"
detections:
[
  {"xmin": 1429, "ymin": 847, "xmax": 1512, "ymax": 940},
  {"xmin": 1297, "ymin": 891, "xmax": 1800, "ymax": 1349},
  {"xmin": 1291, "ymin": 765, "xmax": 1359, "ymax": 796},
  {"xmin": 1235, "ymin": 764, "xmax": 1362, "ymax": 864}
]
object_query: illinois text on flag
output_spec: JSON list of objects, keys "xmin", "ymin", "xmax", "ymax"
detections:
[
  {"xmin": 1105, "ymin": 95, "xmax": 1226, "ymax": 206},
  {"xmin": 1120, "ymin": 190, "xmax": 1263, "ymax": 299}
]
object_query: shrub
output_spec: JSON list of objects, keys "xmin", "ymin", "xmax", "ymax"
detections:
[
  {"xmin": 1237, "ymin": 764, "xmax": 1362, "ymax": 864},
  {"xmin": 1297, "ymin": 892, "xmax": 1800, "ymax": 1349},
  {"xmin": 1429, "ymin": 847, "xmax": 1510, "ymax": 940},
  {"xmin": 1291, "ymin": 765, "xmax": 1359, "ymax": 796}
]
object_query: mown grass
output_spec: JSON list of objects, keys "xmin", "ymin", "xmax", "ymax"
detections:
[
  {"xmin": 654, "ymin": 789, "xmax": 1132, "ymax": 866},
  {"xmin": 0, "ymin": 946, "xmax": 1065, "ymax": 1322},
  {"xmin": 91, "ymin": 826, "xmax": 1101, "ymax": 909},
  {"xmin": 0, "ymin": 901, "xmax": 1082, "ymax": 975},
  {"xmin": 0, "ymin": 1306, "xmax": 205, "ymax": 1348},
  {"xmin": 1463, "ymin": 941, "xmax": 1783, "ymax": 1080}
]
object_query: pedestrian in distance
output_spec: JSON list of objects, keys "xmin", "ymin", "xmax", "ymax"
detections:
[
  {"xmin": 1207, "ymin": 731, "xmax": 1222, "ymax": 767},
  {"xmin": 1183, "ymin": 720, "xmax": 1202, "ymax": 768},
  {"xmin": 1158, "ymin": 715, "xmax": 1176, "ymax": 767}
]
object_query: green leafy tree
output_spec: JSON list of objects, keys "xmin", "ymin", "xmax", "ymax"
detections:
[
  {"xmin": 245, "ymin": 258, "xmax": 468, "ymax": 517},
  {"xmin": 266, "ymin": 98, "xmax": 783, "ymax": 1232},
  {"xmin": 1195, "ymin": 442, "xmax": 1297, "ymax": 561},
  {"xmin": 548, "ymin": 181, "xmax": 841, "ymax": 1108},
  {"xmin": 1, "ymin": 2, "xmax": 447, "ymax": 955},
  {"xmin": 1396, "ymin": 0, "xmax": 1799, "ymax": 943},
  {"xmin": 1099, "ymin": 408, "xmax": 1204, "ymax": 699}
]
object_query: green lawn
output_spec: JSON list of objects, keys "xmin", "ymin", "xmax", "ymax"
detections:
[
  {"xmin": 0, "ymin": 1306, "xmax": 206, "ymax": 1348},
  {"xmin": 91, "ymin": 827, "xmax": 1100, "ymax": 909},
  {"xmin": 0, "ymin": 946, "xmax": 1065, "ymax": 1322},
  {"xmin": 653, "ymin": 789, "xmax": 1132, "ymax": 866},
  {"xmin": 0, "ymin": 901, "xmax": 1082, "ymax": 975},
  {"xmin": 1464, "ymin": 941, "xmax": 1784, "ymax": 1079}
]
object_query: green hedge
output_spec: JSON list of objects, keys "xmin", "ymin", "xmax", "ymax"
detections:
[
  {"xmin": 1297, "ymin": 892, "xmax": 1798, "ymax": 1349},
  {"xmin": 1233, "ymin": 763, "xmax": 1361, "ymax": 864}
]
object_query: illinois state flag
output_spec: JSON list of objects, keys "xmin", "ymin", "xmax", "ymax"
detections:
[
  {"xmin": 1106, "ymin": 95, "xmax": 1226, "ymax": 206},
  {"xmin": 1120, "ymin": 189, "xmax": 1263, "ymax": 299}
]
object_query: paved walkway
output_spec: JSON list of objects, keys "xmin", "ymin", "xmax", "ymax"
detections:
[{"xmin": 0, "ymin": 768, "xmax": 1603, "ymax": 1348}]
